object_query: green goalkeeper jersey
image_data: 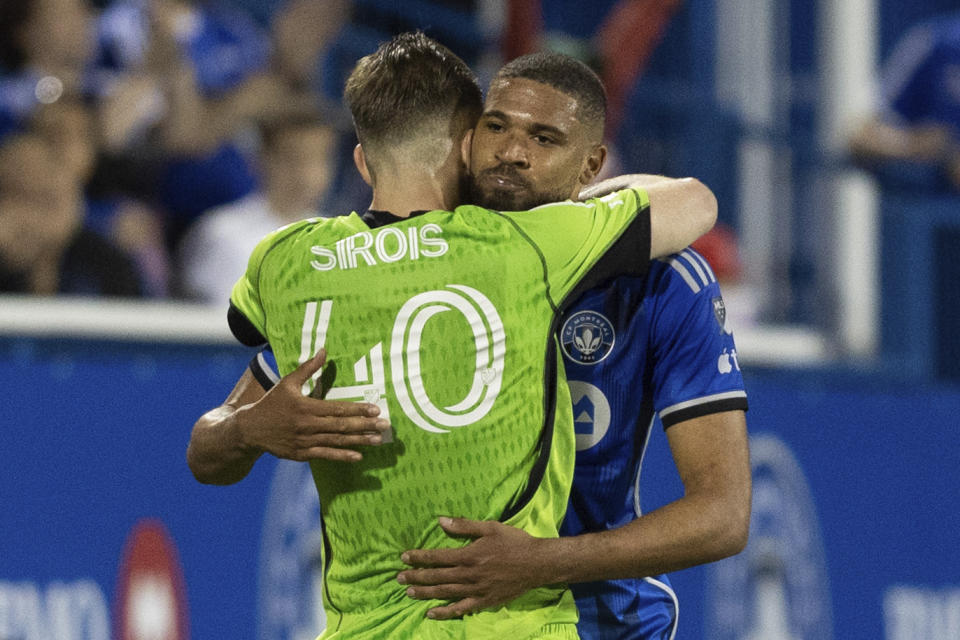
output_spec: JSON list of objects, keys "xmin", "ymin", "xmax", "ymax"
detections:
[{"xmin": 230, "ymin": 189, "xmax": 651, "ymax": 639}]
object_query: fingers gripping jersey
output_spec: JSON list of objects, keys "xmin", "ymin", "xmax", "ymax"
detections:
[{"xmin": 230, "ymin": 191, "xmax": 651, "ymax": 639}]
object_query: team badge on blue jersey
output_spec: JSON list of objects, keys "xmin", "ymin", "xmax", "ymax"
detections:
[
  {"xmin": 712, "ymin": 296, "xmax": 728, "ymax": 332},
  {"xmin": 561, "ymin": 310, "xmax": 615, "ymax": 364}
]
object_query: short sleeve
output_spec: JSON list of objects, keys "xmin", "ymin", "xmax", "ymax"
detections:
[
  {"xmin": 501, "ymin": 188, "xmax": 651, "ymax": 307},
  {"xmin": 229, "ymin": 245, "xmax": 267, "ymax": 338},
  {"xmin": 648, "ymin": 250, "xmax": 748, "ymax": 428},
  {"xmin": 228, "ymin": 220, "xmax": 310, "ymax": 342}
]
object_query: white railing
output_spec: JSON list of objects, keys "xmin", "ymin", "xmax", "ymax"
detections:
[
  {"xmin": 0, "ymin": 295, "xmax": 828, "ymax": 366},
  {"xmin": 0, "ymin": 295, "xmax": 233, "ymax": 344}
]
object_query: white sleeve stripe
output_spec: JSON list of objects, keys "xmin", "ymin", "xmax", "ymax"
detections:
[
  {"xmin": 666, "ymin": 257, "xmax": 702, "ymax": 293},
  {"xmin": 632, "ymin": 416, "xmax": 657, "ymax": 518},
  {"xmin": 256, "ymin": 351, "xmax": 281, "ymax": 385},
  {"xmin": 684, "ymin": 249, "xmax": 716, "ymax": 284},
  {"xmin": 679, "ymin": 249, "xmax": 710, "ymax": 286},
  {"xmin": 642, "ymin": 577, "xmax": 679, "ymax": 640},
  {"xmin": 659, "ymin": 390, "xmax": 748, "ymax": 418}
]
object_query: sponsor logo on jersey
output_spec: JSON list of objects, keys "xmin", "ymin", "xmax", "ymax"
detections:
[
  {"xmin": 568, "ymin": 381, "xmax": 612, "ymax": 450},
  {"xmin": 707, "ymin": 434, "xmax": 833, "ymax": 640},
  {"xmin": 309, "ymin": 223, "xmax": 448, "ymax": 271},
  {"xmin": 561, "ymin": 311, "xmax": 615, "ymax": 365},
  {"xmin": 114, "ymin": 519, "xmax": 189, "ymax": 640},
  {"xmin": 717, "ymin": 348, "xmax": 741, "ymax": 374}
]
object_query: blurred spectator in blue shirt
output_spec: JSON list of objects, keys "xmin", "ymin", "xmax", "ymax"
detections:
[{"xmin": 850, "ymin": 11, "xmax": 960, "ymax": 192}]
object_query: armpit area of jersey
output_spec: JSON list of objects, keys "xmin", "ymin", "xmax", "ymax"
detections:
[{"xmin": 228, "ymin": 302, "xmax": 266, "ymax": 346}]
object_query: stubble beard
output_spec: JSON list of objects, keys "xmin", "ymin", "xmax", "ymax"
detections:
[{"xmin": 467, "ymin": 168, "xmax": 568, "ymax": 211}]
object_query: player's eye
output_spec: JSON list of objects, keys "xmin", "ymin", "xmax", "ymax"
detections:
[
  {"xmin": 484, "ymin": 121, "xmax": 504, "ymax": 132},
  {"xmin": 534, "ymin": 134, "xmax": 556, "ymax": 145}
]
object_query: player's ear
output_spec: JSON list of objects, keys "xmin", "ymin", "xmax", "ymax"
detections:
[
  {"xmin": 461, "ymin": 129, "xmax": 474, "ymax": 170},
  {"xmin": 579, "ymin": 143, "xmax": 608, "ymax": 186},
  {"xmin": 353, "ymin": 144, "xmax": 373, "ymax": 187}
]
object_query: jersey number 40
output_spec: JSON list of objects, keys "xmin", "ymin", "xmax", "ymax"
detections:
[{"xmin": 299, "ymin": 284, "xmax": 506, "ymax": 434}]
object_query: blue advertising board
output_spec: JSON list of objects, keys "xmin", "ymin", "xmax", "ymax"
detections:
[
  {"xmin": 2, "ymin": 336, "xmax": 958, "ymax": 639},
  {"xmin": 639, "ymin": 368, "xmax": 960, "ymax": 639}
]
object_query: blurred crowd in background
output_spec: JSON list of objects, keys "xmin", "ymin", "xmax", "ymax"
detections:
[
  {"xmin": 0, "ymin": 0, "xmax": 361, "ymax": 301},
  {"xmin": 0, "ymin": 0, "xmax": 729, "ymax": 304},
  {"xmin": 1, "ymin": 0, "xmax": 958, "ymax": 319}
]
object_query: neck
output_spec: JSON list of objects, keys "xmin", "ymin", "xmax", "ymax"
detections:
[{"xmin": 368, "ymin": 173, "xmax": 457, "ymax": 216}]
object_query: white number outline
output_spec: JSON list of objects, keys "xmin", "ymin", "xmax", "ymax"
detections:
[{"xmin": 299, "ymin": 285, "xmax": 505, "ymax": 434}]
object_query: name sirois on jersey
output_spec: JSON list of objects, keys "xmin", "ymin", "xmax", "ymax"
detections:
[{"xmin": 310, "ymin": 223, "xmax": 448, "ymax": 271}]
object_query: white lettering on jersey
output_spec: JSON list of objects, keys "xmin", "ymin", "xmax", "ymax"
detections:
[
  {"xmin": 418, "ymin": 223, "xmax": 448, "ymax": 258},
  {"xmin": 392, "ymin": 285, "xmax": 504, "ymax": 433},
  {"xmin": 346, "ymin": 232, "xmax": 376, "ymax": 269},
  {"xmin": 299, "ymin": 284, "xmax": 505, "ymax": 434},
  {"xmin": 309, "ymin": 246, "xmax": 336, "ymax": 271},
  {"xmin": 309, "ymin": 223, "xmax": 449, "ymax": 271}
]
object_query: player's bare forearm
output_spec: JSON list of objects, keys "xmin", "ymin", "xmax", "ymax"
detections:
[
  {"xmin": 186, "ymin": 351, "xmax": 391, "ymax": 485},
  {"xmin": 399, "ymin": 411, "xmax": 749, "ymax": 618},
  {"xmin": 187, "ymin": 401, "xmax": 262, "ymax": 485},
  {"xmin": 580, "ymin": 174, "xmax": 717, "ymax": 259},
  {"xmin": 546, "ymin": 411, "xmax": 750, "ymax": 583},
  {"xmin": 397, "ymin": 500, "xmax": 746, "ymax": 620},
  {"xmin": 645, "ymin": 176, "xmax": 716, "ymax": 258}
]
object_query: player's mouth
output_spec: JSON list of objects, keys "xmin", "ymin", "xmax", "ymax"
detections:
[{"xmin": 479, "ymin": 168, "xmax": 529, "ymax": 191}]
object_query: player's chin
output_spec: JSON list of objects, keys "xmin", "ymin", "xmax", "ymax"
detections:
[{"xmin": 474, "ymin": 187, "xmax": 535, "ymax": 212}]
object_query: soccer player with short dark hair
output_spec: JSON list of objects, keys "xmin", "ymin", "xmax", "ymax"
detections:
[{"xmin": 394, "ymin": 52, "xmax": 751, "ymax": 640}]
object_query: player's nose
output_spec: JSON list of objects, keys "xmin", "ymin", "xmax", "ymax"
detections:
[{"xmin": 495, "ymin": 134, "xmax": 529, "ymax": 168}]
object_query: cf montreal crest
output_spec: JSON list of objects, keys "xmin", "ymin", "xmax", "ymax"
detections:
[{"xmin": 561, "ymin": 311, "xmax": 615, "ymax": 365}]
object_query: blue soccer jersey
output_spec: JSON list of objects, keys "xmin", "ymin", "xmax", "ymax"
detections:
[
  {"xmin": 248, "ymin": 247, "xmax": 747, "ymax": 639},
  {"xmin": 557, "ymin": 248, "xmax": 747, "ymax": 640}
]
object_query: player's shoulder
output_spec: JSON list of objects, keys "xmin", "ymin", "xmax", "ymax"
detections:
[
  {"xmin": 655, "ymin": 247, "xmax": 720, "ymax": 295},
  {"xmin": 243, "ymin": 216, "xmax": 328, "ymax": 278},
  {"xmin": 256, "ymin": 213, "xmax": 362, "ymax": 253},
  {"xmin": 253, "ymin": 217, "xmax": 314, "ymax": 253}
]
